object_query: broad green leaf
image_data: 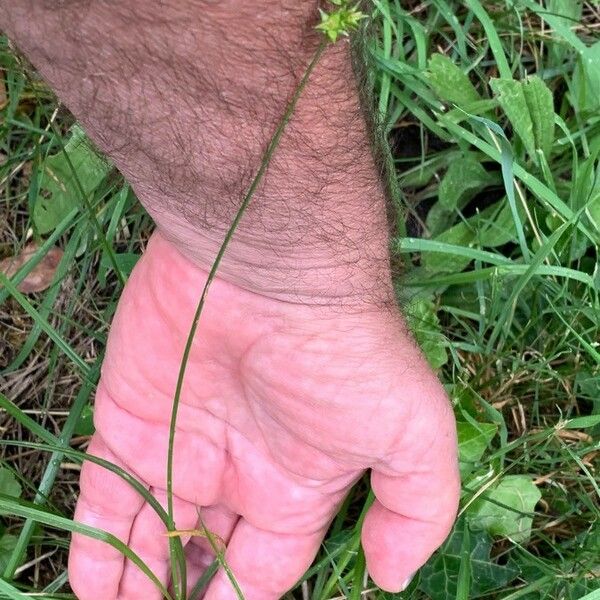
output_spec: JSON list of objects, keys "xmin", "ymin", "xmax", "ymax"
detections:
[
  {"xmin": 398, "ymin": 151, "xmax": 462, "ymax": 188},
  {"xmin": 74, "ymin": 403, "xmax": 95, "ymax": 436},
  {"xmin": 0, "ymin": 534, "xmax": 17, "ymax": 573},
  {"xmin": 33, "ymin": 125, "xmax": 111, "ymax": 234},
  {"xmin": 438, "ymin": 155, "xmax": 493, "ymax": 211},
  {"xmin": 457, "ymin": 421, "xmax": 497, "ymax": 476},
  {"xmin": 424, "ymin": 199, "xmax": 520, "ymax": 273},
  {"xmin": 522, "ymin": 76, "xmax": 554, "ymax": 161},
  {"xmin": 419, "ymin": 520, "xmax": 519, "ymax": 599},
  {"xmin": 572, "ymin": 41, "xmax": 600, "ymax": 114},
  {"xmin": 98, "ymin": 251, "xmax": 140, "ymax": 287},
  {"xmin": 470, "ymin": 475, "xmax": 541, "ymax": 542},
  {"xmin": 427, "ymin": 54, "xmax": 482, "ymax": 108},
  {"xmin": 564, "ymin": 415, "xmax": 600, "ymax": 429},
  {"xmin": 546, "ymin": 0, "xmax": 583, "ymax": 67},
  {"xmin": 405, "ymin": 299, "xmax": 448, "ymax": 369},
  {"xmin": 0, "ymin": 468, "xmax": 21, "ymax": 514},
  {"xmin": 490, "ymin": 78, "xmax": 536, "ymax": 160}
]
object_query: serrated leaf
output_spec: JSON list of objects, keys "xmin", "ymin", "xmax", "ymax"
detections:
[
  {"xmin": 405, "ymin": 299, "xmax": 448, "ymax": 369},
  {"xmin": 419, "ymin": 520, "xmax": 519, "ymax": 599},
  {"xmin": 0, "ymin": 468, "xmax": 21, "ymax": 515},
  {"xmin": 33, "ymin": 125, "xmax": 111, "ymax": 234},
  {"xmin": 470, "ymin": 475, "xmax": 541, "ymax": 542},
  {"xmin": 490, "ymin": 78, "xmax": 536, "ymax": 160},
  {"xmin": 428, "ymin": 54, "xmax": 482, "ymax": 108},
  {"xmin": 438, "ymin": 155, "xmax": 493, "ymax": 211},
  {"xmin": 522, "ymin": 76, "xmax": 554, "ymax": 160},
  {"xmin": 572, "ymin": 41, "xmax": 600, "ymax": 114},
  {"xmin": 457, "ymin": 421, "xmax": 497, "ymax": 476}
]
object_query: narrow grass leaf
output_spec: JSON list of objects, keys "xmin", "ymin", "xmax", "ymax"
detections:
[
  {"xmin": 487, "ymin": 223, "xmax": 569, "ymax": 350},
  {"xmin": 519, "ymin": 0, "xmax": 586, "ymax": 53},
  {"xmin": 0, "ymin": 495, "xmax": 173, "ymax": 600},
  {"xmin": 0, "ymin": 271, "xmax": 89, "ymax": 376},
  {"xmin": 463, "ymin": 0, "xmax": 511, "ymax": 79},
  {"xmin": 0, "ymin": 578, "xmax": 30, "ymax": 600}
]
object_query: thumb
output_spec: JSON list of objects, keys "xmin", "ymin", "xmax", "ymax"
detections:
[{"xmin": 361, "ymin": 388, "xmax": 460, "ymax": 592}]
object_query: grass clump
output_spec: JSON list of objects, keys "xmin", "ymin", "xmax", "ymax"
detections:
[{"xmin": 1, "ymin": 1, "xmax": 599, "ymax": 598}]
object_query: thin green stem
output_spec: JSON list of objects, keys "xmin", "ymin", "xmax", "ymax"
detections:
[{"xmin": 165, "ymin": 41, "xmax": 327, "ymax": 599}]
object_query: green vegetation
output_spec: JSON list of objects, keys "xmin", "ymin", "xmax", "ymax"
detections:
[{"xmin": 1, "ymin": 1, "xmax": 599, "ymax": 598}]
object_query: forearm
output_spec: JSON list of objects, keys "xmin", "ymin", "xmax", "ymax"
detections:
[{"xmin": 1, "ymin": 1, "xmax": 393, "ymax": 305}]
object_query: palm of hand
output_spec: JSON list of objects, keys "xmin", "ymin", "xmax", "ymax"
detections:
[{"xmin": 69, "ymin": 233, "xmax": 459, "ymax": 600}]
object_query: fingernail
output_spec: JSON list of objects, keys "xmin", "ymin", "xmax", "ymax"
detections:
[{"xmin": 401, "ymin": 572, "xmax": 416, "ymax": 591}]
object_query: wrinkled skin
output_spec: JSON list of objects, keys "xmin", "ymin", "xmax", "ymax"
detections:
[{"xmin": 69, "ymin": 232, "xmax": 460, "ymax": 600}]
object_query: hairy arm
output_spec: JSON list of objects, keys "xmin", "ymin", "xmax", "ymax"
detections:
[{"xmin": 1, "ymin": 0, "xmax": 392, "ymax": 305}]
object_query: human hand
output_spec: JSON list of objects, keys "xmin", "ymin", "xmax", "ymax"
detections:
[{"xmin": 68, "ymin": 232, "xmax": 459, "ymax": 600}]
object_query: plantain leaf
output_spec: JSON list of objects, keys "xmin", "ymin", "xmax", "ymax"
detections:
[
  {"xmin": 424, "ymin": 199, "xmax": 520, "ymax": 273},
  {"xmin": 490, "ymin": 78, "xmax": 536, "ymax": 160},
  {"xmin": 428, "ymin": 54, "xmax": 482, "ymax": 108},
  {"xmin": 522, "ymin": 76, "xmax": 555, "ymax": 161},
  {"xmin": 438, "ymin": 155, "xmax": 494, "ymax": 211},
  {"xmin": 33, "ymin": 125, "xmax": 111, "ymax": 234},
  {"xmin": 405, "ymin": 299, "xmax": 448, "ymax": 369}
]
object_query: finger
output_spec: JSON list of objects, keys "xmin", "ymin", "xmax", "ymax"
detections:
[
  {"xmin": 362, "ymin": 387, "xmax": 460, "ymax": 592},
  {"xmin": 203, "ymin": 519, "xmax": 325, "ymax": 600},
  {"xmin": 184, "ymin": 504, "xmax": 239, "ymax": 595},
  {"xmin": 69, "ymin": 434, "xmax": 146, "ymax": 600},
  {"xmin": 118, "ymin": 488, "xmax": 199, "ymax": 600}
]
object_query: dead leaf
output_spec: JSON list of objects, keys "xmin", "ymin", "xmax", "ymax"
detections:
[{"xmin": 0, "ymin": 243, "xmax": 63, "ymax": 293}]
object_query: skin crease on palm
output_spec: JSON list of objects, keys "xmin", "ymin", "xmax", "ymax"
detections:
[{"xmin": 0, "ymin": 1, "xmax": 461, "ymax": 598}]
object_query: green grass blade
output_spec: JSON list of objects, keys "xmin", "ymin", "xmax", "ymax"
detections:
[
  {"xmin": 0, "ymin": 494, "xmax": 173, "ymax": 600},
  {"xmin": 0, "ymin": 578, "xmax": 30, "ymax": 600},
  {"xmin": 464, "ymin": 0, "xmax": 511, "ymax": 79},
  {"xmin": 0, "ymin": 272, "xmax": 89, "ymax": 376},
  {"xmin": 2, "ymin": 360, "xmax": 101, "ymax": 579}
]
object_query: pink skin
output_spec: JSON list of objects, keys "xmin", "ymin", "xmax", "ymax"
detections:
[{"xmin": 69, "ymin": 232, "xmax": 460, "ymax": 600}]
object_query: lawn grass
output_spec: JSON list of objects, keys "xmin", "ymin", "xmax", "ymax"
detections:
[{"xmin": 1, "ymin": 1, "xmax": 599, "ymax": 598}]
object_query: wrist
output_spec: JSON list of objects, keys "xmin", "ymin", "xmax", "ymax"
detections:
[{"xmin": 150, "ymin": 209, "xmax": 395, "ymax": 308}]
